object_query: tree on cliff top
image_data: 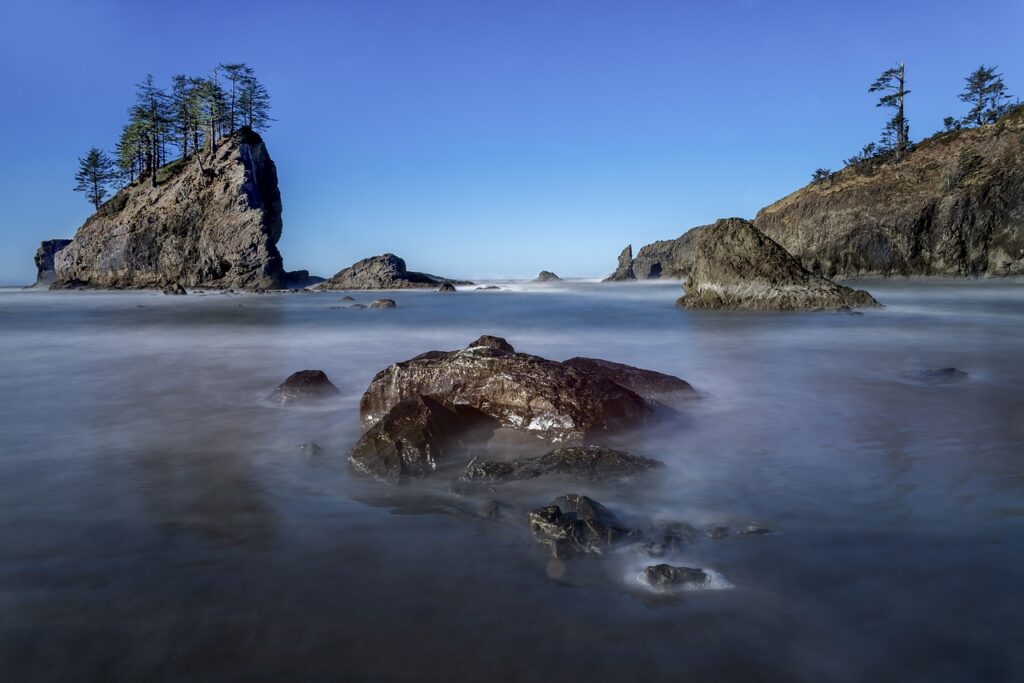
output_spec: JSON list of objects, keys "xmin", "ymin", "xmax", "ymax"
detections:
[
  {"xmin": 74, "ymin": 148, "xmax": 118, "ymax": 210},
  {"xmin": 959, "ymin": 65, "xmax": 1012, "ymax": 127},
  {"xmin": 869, "ymin": 63, "xmax": 910, "ymax": 159}
]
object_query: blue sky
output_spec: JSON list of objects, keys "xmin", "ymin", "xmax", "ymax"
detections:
[{"xmin": 1, "ymin": 0, "xmax": 1022, "ymax": 283}]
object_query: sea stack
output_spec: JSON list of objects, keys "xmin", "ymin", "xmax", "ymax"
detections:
[
  {"xmin": 676, "ymin": 218, "xmax": 879, "ymax": 311},
  {"xmin": 53, "ymin": 128, "xmax": 287, "ymax": 290},
  {"xmin": 32, "ymin": 239, "xmax": 72, "ymax": 287},
  {"xmin": 317, "ymin": 253, "xmax": 471, "ymax": 290}
]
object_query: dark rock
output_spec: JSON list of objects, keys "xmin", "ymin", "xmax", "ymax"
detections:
[
  {"xmin": 318, "ymin": 253, "xmax": 471, "ymax": 290},
  {"xmin": 358, "ymin": 336, "xmax": 653, "ymax": 442},
  {"xmin": 282, "ymin": 270, "xmax": 325, "ymax": 288},
  {"xmin": 640, "ymin": 522, "xmax": 696, "ymax": 558},
  {"xmin": 535, "ymin": 271, "xmax": 561, "ymax": 282},
  {"xmin": 903, "ymin": 367, "xmax": 969, "ymax": 385},
  {"xmin": 341, "ymin": 295, "xmax": 356, "ymax": 301},
  {"xmin": 562, "ymin": 357, "xmax": 699, "ymax": 405},
  {"xmin": 271, "ymin": 370, "xmax": 340, "ymax": 405},
  {"xmin": 708, "ymin": 526, "xmax": 730, "ymax": 540},
  {"xmin": 630, "ymin": 226, "xmax": 708, "ymax": 280},
  {"xmin": 438, "ymin": 281, "xmax": 457, "ymax": 292},
  {"xmin": 369, "ymin": 298, "xmax": 397, "ymax": 309},
  {"xmin": 162, "ymin": 282, "xmax": 187, "ymax": 296},
  {"xmin": 459, "ymin": 445, "xmax": 661, "ymax": 487},
  {"xmin": 54, "ymin": 129, "xmax": 288, "ymax": 290},
  {"xmin": 347, "ymin": 303, "xmax": 367, "ymax": 309},
  {"xmin": 348, "ymin": 395, "xmax": 496, "ymax": 483},
  {"xmin": 737, "ymin": 524, "xmax": 774, "ymax": 536},
  {"xmin": 33, "ymin": 239, "xmax": 72, "ymax": 287},
  {"xmin": 528, "ymin": 494, "xmax": 633, "ymax": 557},
  {"xmin": 298, "ymin": 442, "xmax": 323, "ymax": 455},
  {"xmin": 642, "ymin": 564, "xmax": 708, "ymax": 591},
  {"xmin": 475, "ymin": 285, "xmax": 501, "ymax": 290},
  {"xmin": 603, "ymin": 245, "xmax": 636, "ymax": 281},
  {"xmin": 677, "ymin": 218, "xmax": 880, "ymax": 311}
]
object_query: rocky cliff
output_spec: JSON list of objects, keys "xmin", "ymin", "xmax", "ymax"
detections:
[
  {"xmin": 677, "ymin": 218, "xmax": 879, "ymax": 310},
  {"xmin": 32, "ymin": 239, "xmax": 71, "ymax": 287},
  {"xmin": 53, "ymin": 128, "xmax": 287, "ymax": 290},
  {"xmin": 612, "ymin": 110, "xmax": 1024, "ymax": 279},
  {"xmin": 755, "ymin": 113, "xmax": 1024, "ymax": 277}
]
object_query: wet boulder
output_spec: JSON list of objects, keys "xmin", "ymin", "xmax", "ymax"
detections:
[
  {"xmin": 271, "ymin": 370, "xmax": 341, "ymax": 405},
  {"xmin": 438, "ymin": 281, "xmax": 457, "ymax": 292},
  {"xmin": 527, "ymin": 494, "xmax": 634, "ymax": 557},
  {"xmin": 359, "ymin": 336, "xmax": 652, "ymax": 443},
  {"xmin": 562, "ymin": 357, "xmax": 699, "ymax": 405},
  {"xmin": 459, "ymin": 445, "xmax": 661, "ymax": 487},
  {"xmin": 369, "ymin": 298, "xmax": 397, "ymax": 309},
  {"xmin": 349, "ymin": 395, "xmax": 496, "ymax": 483},
  {"xmin": 641, "ymin": 564, "xmax": 708, "ymax": 591}
]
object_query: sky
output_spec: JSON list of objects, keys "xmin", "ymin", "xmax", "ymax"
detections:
[{"xmin": 1, "ymin": 0, "xmax": 1022, "ymax": 283}]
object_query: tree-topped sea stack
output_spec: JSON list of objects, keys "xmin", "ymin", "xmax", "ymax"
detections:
[{"xmin": 54, "ymin": 128, "xmax": 286, "ymax": 290}]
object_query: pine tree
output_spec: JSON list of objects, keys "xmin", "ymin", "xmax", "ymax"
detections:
[
  {"xmin": 869, "ymin": 62, "xmax": 910, "ymax": 160},
  {"xmin": 116, "ymin": 121, "xmax": 146, "ymax": 183},
  {"xmin": 74, "ymin": 148, "xmax": 118, "ymax": 209},
  {"xmin": 239, "ymin": 70, "xmax": 272, "ymax": 132},
  {"xmin": 131, "ymin": 74, "xmax": 172, "ymax": 186},
  {"xmin": 220, "ymin": 62, "xmax": 249, "ymax": 134},
  {"xmin": 959, "ymin": 65, "xmax": 1011, "ymax": 127},
  {"xmin": 171, "ymin": 75, "xmax": 204, "ymax": 159},
  {"xmin": 196, "ymin": 69, "xmax": 228, "ymax": 154}
]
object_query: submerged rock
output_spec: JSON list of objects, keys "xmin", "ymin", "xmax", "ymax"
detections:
[
  {"xmin": 459, "ymin": 445, "xmax": 661, "ymax": 487},
  {"xmin": 902, "ymin": 367, "xmax": 969, "ymax": 385},
  {"xmin": 54, "ymin": 128, "xmax": 288, "ymax": 290},
  {"xmin": 437, "ymin": 281, "xmax": 457, "ymax": 292},
  {"xmin": 349, "ymin": 395, "xmax": 496, "ymax": 483},
  {"xmin": 535, "ymin": 271, "xmax": 561, "ymax": 282},
  {"xmin": 528, "ymin": 494, "xmax": 634, "ymax": 558},
  {"xmin": 603, "ymin": 245, "xmax": 636, "ymax": 282},
  {"xmin": 562, "ymin": 357, "xmax": 698, "ymax": 406},
  {"xmin": 369, "ymin": 298, "xmax": 397, "ymax": 309},
  {"xmin": 642, "ymin": 564, "xmax": 708, "ymax": 591},
  {"xmin": 677, "ymin": 218, "xmax": 880, "ymax": 311},
  {"xmin": 317, "ymin": 253, "xmax": 472, "ymax": 290},
  {"xmin": 640, "ymin": 522, "xmax": 696, "ymax": 558},
  {"xmin": 358, "ymin": 336, "xmax": 653, "ymax": 442},
  {"xmin": 33, "ymin": 239, "xmax": 72, "ymax": 287},
  {"xmin": 271, "ymin": 370, "xmax": 340, "ymax": 405}
]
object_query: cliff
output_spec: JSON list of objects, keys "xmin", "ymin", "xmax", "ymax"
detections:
[
  {"xmin": 54, "ymin": 128, "xmax": 287, "ymax": 290},
  {"xmin": 754, "ymin": 113, "xmax": 1024, "ymax": 277},
  {"xmin": 612, "ymin": 110, "xmax": 1024, "ymax": 279},
  {"xmin": 32, "ymin": 239, "xmax": 72, "ymax": 287}
]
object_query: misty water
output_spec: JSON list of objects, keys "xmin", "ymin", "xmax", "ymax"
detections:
[{"xmin": 1, "ymin": 280, "xmax": 1022, "ymax": 682}]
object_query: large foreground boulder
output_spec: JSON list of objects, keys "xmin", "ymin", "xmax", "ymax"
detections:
[
  {"xmin": 54, "ymin": 128, "xmax": 287, "ymax": 290},
  {"xmin": 349, "ymin": 395, "xmax": 496, "ymax": 483},
  {"xmin": 317, "ymin": 253, "xmax": 472, "ymax": 290},
  {"xmin": 358, "ymin": 336, "xmax": 656, "ymax": 443},
  {"xmin": 32, "ymin": 239, "xmax": 71, "ymax": 287},
  {"xmin": 677, "ymin": 218, "xmax": 879, "ymax": 311},
  {"xmin": 562, "ymin": 357, "xmax": 698, "ymax": 406}
]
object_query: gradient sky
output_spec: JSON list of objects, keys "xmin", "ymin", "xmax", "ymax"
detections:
[{"xmin": 1, "ymin": 0, "xmax": 1022, "ymax": 283}]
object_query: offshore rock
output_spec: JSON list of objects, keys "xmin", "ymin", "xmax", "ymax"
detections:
[
  {"xmin": 33, "ymin": 239, "xmax": 71, "ymax": 287},
  {"xmin": 528, "ymin": 494, "xmax": 634, "ymax": 558},
  {"xmin": 677, "ymin": 218, "xmax": 880, "ymax": 311},
  {"xmin": 271, "ymin": 370, "xmax": 340, "ymax": 405},
  {"xmin": 317, "ymin": 253, "xmax": 471, "ymax": 290},
  {"xmin": 358, "ymin": 336, "xmax": 653, "ymax": 443},
  {"xmin": 54, "ymin": 128, "xmax": 287, "ymax": 290},
  {"xmin": 535, "ymin": 271, "xmax": 561, "ymax": 281},
  {"xmin": 603, "ymin": 245, "xmax": 636, "ymax": 281},
  {"xmin": 348, "ymin": 395, "xmax": 496, "ymax": 483}
]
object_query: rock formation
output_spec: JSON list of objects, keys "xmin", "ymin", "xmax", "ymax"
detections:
[
  {"xmin": 271, "ymin": 370, "xmax": 340, "ymax": 405},
  {"xmin": 349, "ymin": 396, "xmax": 496, "ymax": 483},
  {"xmin": 317, "ymin": 253, "xmax": 471, "ymax": 290},
  {"xmin": 677, "ymin": 218, "xmax": 880, "ymax": 311},
  {"xmin": 437, "ymin": 281, "xmax": 457, "ymax": 292},
  {"xmin": 32, "ymin": 239, "xmax": 71, "ymax": 287},
  {"xmin": 54, "ymin": 128, "xmax": 289, "ymax": 290},
  {"xmin": 535, "ymin": 271, "xmax": 561, "ymax": 281},
  {"xmin": 369, "ymin": 298, "xmax": 397, "ymax": 309},
  {"xmin": 614, "ymin": 111, "xmax": 1024, "ymax": 279},
  {"xmin": 603, "ymin": 245, "xmax": 635, "ymax": 281},
  {"xmin": 358, "ymin": 336, "xmax": 659, "ymax": 443},
  {"xmin": 528, "ymin": 494, "xmax": 634, "ymax": 558},
  {"xmin": 457, "ymin": 446, "xmax": 661, "ymax": 487}
]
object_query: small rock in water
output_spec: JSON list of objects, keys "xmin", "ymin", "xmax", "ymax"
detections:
[
  {"xmin": 737, "ymin": 524, "xmax": 774, "ymax": 536},
  {"xmin": 348, "ymin": 303, "xmax": 367, "ymax": 309},
  {"xmin": 438, "ymin": 281, "xmax": 457, "ymax": 292},
  {"xmin": 475, "ymin": 285, "xmax": 501, "ymax": 290},
  {"xmin": 341, "ymin": 295, "xmax": 355, "ymax": 301},
  {"xmin": 162, "ymin": 283, "xmax": 187, "ymax": 296},
  {"xmin": 458, "ymin": 445, "xmax": 661, "ymax": 489},
  {"xmin": 535, "ymin": 271, "xmax": 561, "ymax": 282},
  {"xmin": 903, "ymin": 367, "xmax": 969, "ymax": 385},
  {"xmin": 528, "ymin": 494, "xmax": 634, "ymax": 558},
  {"xmin": 708, "ymin": 526, "xmax": 730, "ymax": 540},
  {"xmin": 271, "ymin": 370, "xmax": 341, "ymax": 406},
  {"xmin": 642, "ymin": 564, "xmax": 708, "ymax": 592},
  {"xmin": 299, "ymin": 442, "xmax": 324, "ymax": 455},
  {"xmin": 369, "ymin": 298, "xmax": 397, "ymax": 309}
]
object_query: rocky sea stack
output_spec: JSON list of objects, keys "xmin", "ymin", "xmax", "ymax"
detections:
[
  {"xmin": 32, "ymin": 239, "xmax": 71, "ymax": 287},
  {"xmin": 677, "ymin": 218, "xmax": 879, "ymax": 311},
  {"xmin": 53, "ymin": 128, "xmax": 289, "ymax": 290}
]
